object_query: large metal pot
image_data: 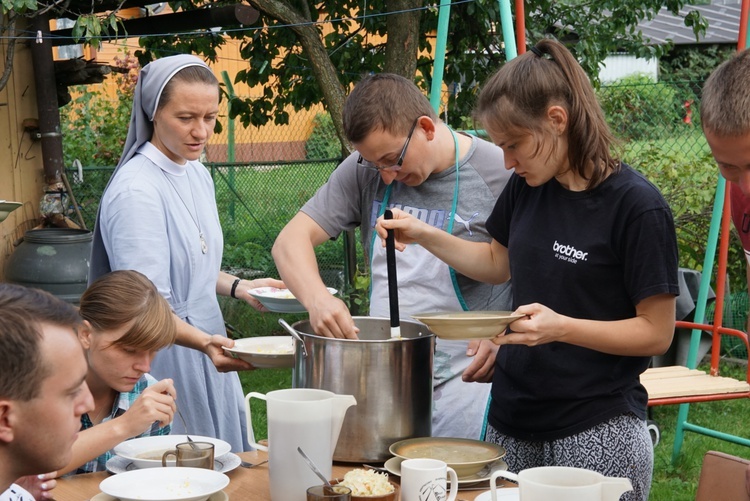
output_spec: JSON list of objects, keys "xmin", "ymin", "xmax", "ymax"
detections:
[{"xmin": 290, "ymin": 316, "xmax": 434, "ymax": 462}]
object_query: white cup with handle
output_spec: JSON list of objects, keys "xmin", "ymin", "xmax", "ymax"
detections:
[
  {"xmin": 401, "ymin": 458, "xmax": 458, "ymax": 501},
  {"xmin": 489, "ymin": 466, "xmax": 633, "ymax": 501}
]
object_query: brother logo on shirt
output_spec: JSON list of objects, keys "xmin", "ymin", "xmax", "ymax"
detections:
[{"xmin": 553, "ymin": 240, "xmax": 588, "ymax": 264}]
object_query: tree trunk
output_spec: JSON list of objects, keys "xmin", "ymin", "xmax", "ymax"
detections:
[
  {"xmin": 247, "ymin": 0, "xmax": 351, "ymax": 153},
  {"xmin": 383, "ymin": 0, "xmax": 421, "ymax": 78}
]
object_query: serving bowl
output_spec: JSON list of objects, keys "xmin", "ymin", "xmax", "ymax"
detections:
[
  {"xmin": 222, "ymin": 336, "xmax": 294, "ymax": 368},
  {"xmin": 248, "ymin": 287, "xmax": 337, "ymax": 313},
  {"xmin": 99, "ymin": 466, "xmax": 229, "ymax": 501},
  {"xmin": 330, "ymin": 478, "xmax": 399, "ymax": 501},
  {"xmin": 113, "ymin": 435, "xmax": 231, "ymax": 469},
  {"xmin": 389, "ymin": 437, "xmax": 506, "ymax": 478},
  {"xmin": 410, "ymin": 311, "xmax": 525, "ymax": 340}
]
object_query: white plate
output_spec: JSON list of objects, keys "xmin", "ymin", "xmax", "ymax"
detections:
[
  {"xmin": 474, "ymin": 487, "xmax": 520, "ymax": 500},
  {"xmin": 248, "ymin": 287, "xmax": 337, "ymax": 313},
  {"xmin": 384, "ymin": 456, "xmax": 509, "ymax": 486},
  {"xmin": 0, "ymin": 201, "xmax": 21, "ymax": 222},
  {"xmin": 90, "ymin": 490, "xmax": 230, "ymax": 501},
  {"xmin": 410, "ymin": 311, "xmax": 525, "ymax": 340},
  {"xmin": 99, "ymin": 467, "xmax": 229, "ymax": 501},
  {"xmin": 113, "ymin": 435, "xmax": 232, "ymax": 469},
  {"xmin": 222, "ymin": 336, "xmax": 294, "ymax": 368},
  {"xmin": 106, "ymin": 452, "xmax": 241, "ymax": 474}
]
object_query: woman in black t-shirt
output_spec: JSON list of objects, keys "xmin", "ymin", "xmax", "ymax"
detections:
[{"xmin": 376, "ymin": 38, "xmax": 679, "ymax": 501}]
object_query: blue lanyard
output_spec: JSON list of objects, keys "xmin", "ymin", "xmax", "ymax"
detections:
[{"xmin": 373, "ymin": 128, "xmax": 468, "ymax": 311}]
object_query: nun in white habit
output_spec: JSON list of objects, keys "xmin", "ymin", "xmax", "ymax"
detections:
[{"xmin": 89, "ymin": 54, "xmax": 283, "ymax": 451}]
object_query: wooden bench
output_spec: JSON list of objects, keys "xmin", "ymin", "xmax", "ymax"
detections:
[{"xmin": 641, "ymin": 365, "xmax": 750, "ymax": 405}]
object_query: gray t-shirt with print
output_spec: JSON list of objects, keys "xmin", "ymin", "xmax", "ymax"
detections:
[{"xmin": 301, "ymin": 133, "xmax": 513, "ymax": 438}]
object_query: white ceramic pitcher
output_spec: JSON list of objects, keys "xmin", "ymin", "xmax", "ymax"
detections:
[
  {"xmin": 245, "ymin": 388, "xmax": 356, "ymax": 501},
  {"xmin": 490, "ymin": 466, "xmax": 633, "ymax": 501}
]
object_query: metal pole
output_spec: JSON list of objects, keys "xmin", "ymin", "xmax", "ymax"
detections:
[
  {"xmin": 429, "ymin": 0, "xmax": 451, "ymax": 113},
  {"xmin": 515, "ymin": 0, "xmax": 526, "ymax": 53},
  {"xmin": 497, "ymin": 0, "xmax": 517, "ymax": 60},
  {"xmin": 220, "ymin": 71, "xmax": 236, "ymax": 221}
]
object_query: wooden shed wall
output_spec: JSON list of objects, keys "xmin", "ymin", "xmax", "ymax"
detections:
[{"xmin": 0, "ymin": 19, "xmax": 46, "ymax": 280}]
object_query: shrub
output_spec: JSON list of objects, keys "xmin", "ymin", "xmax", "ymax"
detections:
[
  {"xmin": 305, "ymin": 113, "xmax": 342, "ymax": 160},
  {"xmin": 60, "ymin": 51, "xmax": 139, "ymax": 167},
  {"xmin": 626, "ymin": 138, "xmax": 746, "ymax": 293},
  {"xmin": 597, "ymin": 75, "xmax": 682, "ymax": 141}
]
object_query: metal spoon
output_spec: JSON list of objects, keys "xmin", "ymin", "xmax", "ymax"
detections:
[
  {"xmin": 175, "ymin": 405, "xmax": 199, "ymax": 450},
  {"xmin": 297, "ymin": 446, "xmax": 332, "ymax": 487}
]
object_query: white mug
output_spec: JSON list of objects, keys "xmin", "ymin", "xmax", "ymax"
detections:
[
  {"xmin": 490, "ymin": 466, "xmax": 633, "ymax": 501},
  {"xmin": 401, "ymin": 458, "xmax": 458, "ymax": 501}
]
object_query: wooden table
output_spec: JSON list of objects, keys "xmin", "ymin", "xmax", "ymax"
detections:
[{"xmin": 53, "ymin": 450, "xmax": 505, "ymax": 500}]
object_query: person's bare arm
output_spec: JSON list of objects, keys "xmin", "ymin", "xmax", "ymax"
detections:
[
  {"xmin": 462, "ymin": 340, "xmax": 499, "ymax": 382},
  {"xmin": 375, "ymin": 208, "xmax": 509, "ymax": 284},
  {"xmin": 496, "ymin": 294, "xmax": 675, "ymax": 356},
  {"xmin": 216, "ymin": 272, "xmax": 285, "ymax": 311},
  {"xmin": 56, "ymin": 380, "xmax": 176, "ymax": 476},
  {"xmin": 173, "ymin": 316, "xmax": 254, "ymax": 372},
  {"xmin": 272, "ymin": 212, "xmax": 359, "ymax": 339}
]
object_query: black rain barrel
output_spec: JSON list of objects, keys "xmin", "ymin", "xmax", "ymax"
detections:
[{"xmin": 4, "ymin": 228, "xmax": 93, "ymax": 304}]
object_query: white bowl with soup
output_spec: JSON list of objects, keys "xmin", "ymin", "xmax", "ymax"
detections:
[{"xmin": 114, "ymin": 435, "xmax": 232, "ymax": 469}]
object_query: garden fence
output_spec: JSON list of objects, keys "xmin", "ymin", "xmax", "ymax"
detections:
[{"xmin": 63, "ymin": 78, "xmax": 748, "ymax": 357}]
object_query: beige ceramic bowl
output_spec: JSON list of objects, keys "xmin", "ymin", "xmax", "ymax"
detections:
[
  {"xmin": 410, "ymin": 311, "xmax": 524, "ymax": 340},
  {"xmin": 389, "ymin": 437, "xmax": 506, "ymax": 478},
  {"xmin": 330, "ymin": 479, "xmax": 399, "ymax": 501}
]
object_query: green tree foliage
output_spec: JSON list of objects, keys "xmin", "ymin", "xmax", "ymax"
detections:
[
  {"xmin": 127, "ymin": 0, "xmax": 707, "ymax": 151},
  {"xmin": 59, "ymin": 51, "xmax": 138, "ymax": 167}
]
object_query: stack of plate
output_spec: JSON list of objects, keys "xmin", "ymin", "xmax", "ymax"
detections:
[{"xmin": 384, "ymin": 437, "xmax": 508, "ymax": 487}]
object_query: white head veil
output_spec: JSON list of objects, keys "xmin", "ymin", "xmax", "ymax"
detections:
[
  {"xmin": 89, "ymin": 54, "xmax": 211, "ymax": 281},
  {"xmin": 117, "ymin": 54, "xmax": 210, "ymax": 169}
]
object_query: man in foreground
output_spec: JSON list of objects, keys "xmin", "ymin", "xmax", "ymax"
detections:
[
  {"xmin": 701, "ymin": 48, "xmax": 750, "ymax": 328},
  {"xmin": 700, "ymin": 47, "xmax": 750, "ymax": 496},
  {"xmin": 0, "ymin": 284, "xmax": 94, "ymax": 500}
]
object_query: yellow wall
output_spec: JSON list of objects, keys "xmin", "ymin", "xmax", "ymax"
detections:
[
  {"xmin": 0, "ymin": 17, "xmax": 47, "ymax": 280},
  {"xmin": 78, "ymin": 10, "xmax": 326, "ymax": 162}
]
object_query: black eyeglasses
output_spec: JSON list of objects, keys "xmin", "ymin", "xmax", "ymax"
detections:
[{"xmin": 357, "ymin": 119, "xmax": 419, "ymax": 172}]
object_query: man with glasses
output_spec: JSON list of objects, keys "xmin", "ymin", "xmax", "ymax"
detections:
[{"xmin": 273, "ymin": 73, "xmax": 512, "ymax": 439}]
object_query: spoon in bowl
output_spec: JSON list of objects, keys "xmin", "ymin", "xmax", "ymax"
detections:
[
  {"xmin": 297, "ymin": 446, "xmax": 332, "ymax": 487},
  {"xmin": 174, "ymin": 404, "xmax": 199, "ymax": 449}
]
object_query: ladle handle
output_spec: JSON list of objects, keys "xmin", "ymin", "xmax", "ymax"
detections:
[{"xmin": 384, "ymin": 209, "xmax": 400, "ymax": 332}]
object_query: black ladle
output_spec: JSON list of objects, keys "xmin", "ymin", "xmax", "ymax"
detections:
[{"xmin": 384, "ymin": 209, "xmax": 401, "ymax": 339}]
